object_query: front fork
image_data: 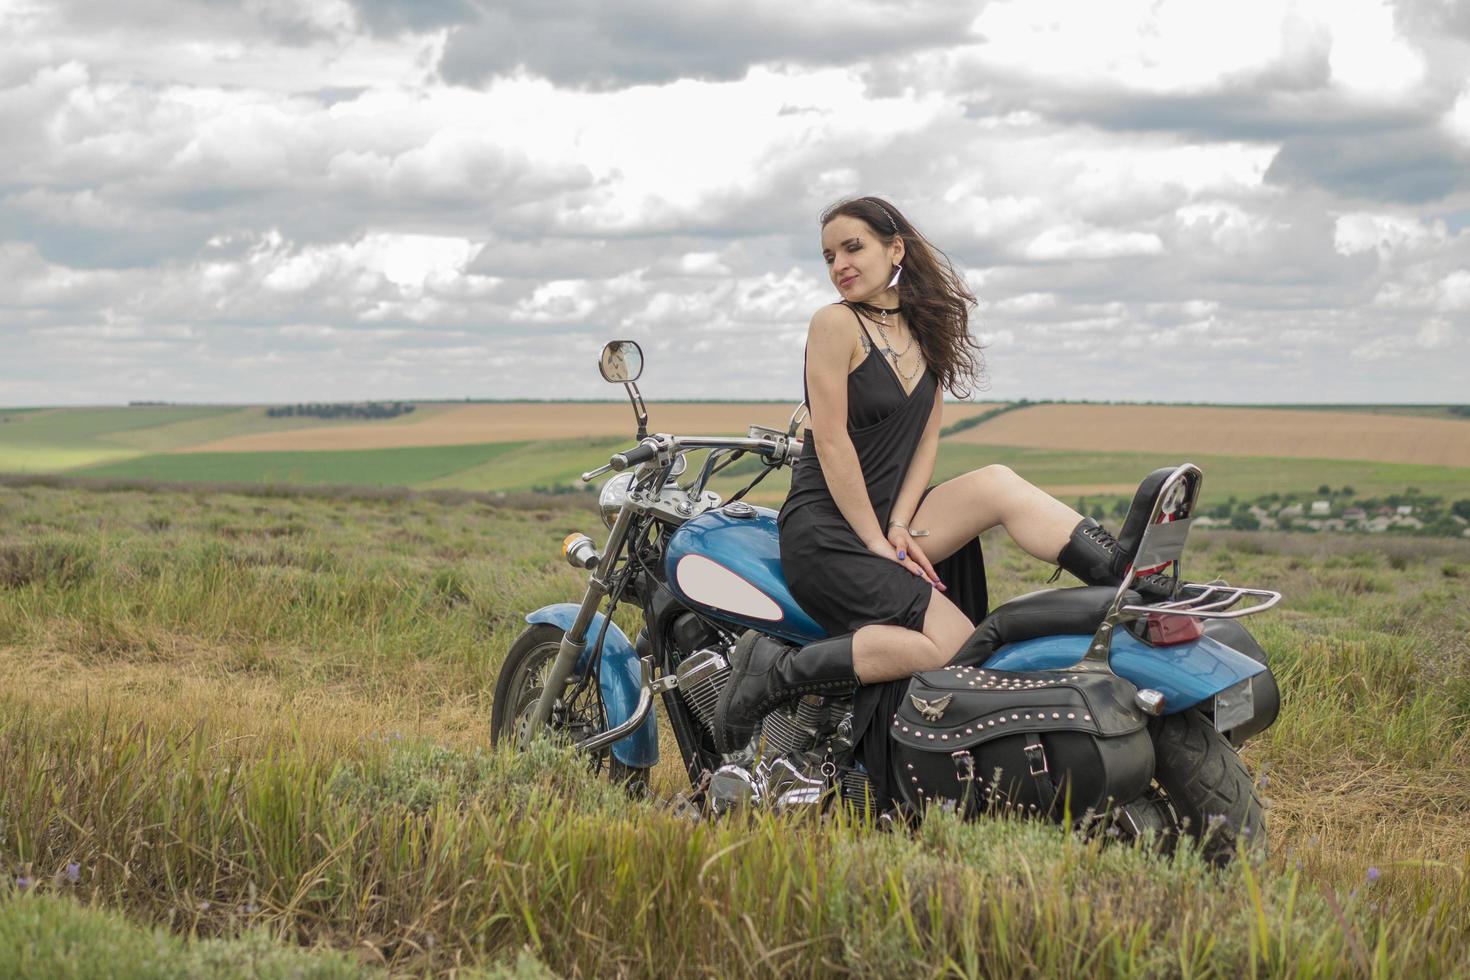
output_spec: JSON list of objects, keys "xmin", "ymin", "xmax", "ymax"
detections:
[{"xmin": 524, "ymin": 504, "xmax": 635, "ymax": 737}]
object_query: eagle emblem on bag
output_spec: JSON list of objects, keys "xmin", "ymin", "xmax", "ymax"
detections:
[{"xmin": 910, "ymin": 693, "xmax": 953, "ymax": 721}]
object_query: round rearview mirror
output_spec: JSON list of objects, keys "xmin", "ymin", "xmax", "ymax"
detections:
[{"xmin": 599, "ymin": 340, "xmax": 643, "ymax": 383}]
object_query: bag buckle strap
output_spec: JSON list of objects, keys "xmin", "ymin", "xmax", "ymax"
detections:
[
  {"xmin": 1023, "ymin": 741, "xmax": 1049, "ymax": 777},
  {"xmin": 950, "ymin": 749, "xmax": 976, "ymax": 784},
  {"xmin": 1023, "ymin": 740, "xmax": 1059, "ymax": 816}
]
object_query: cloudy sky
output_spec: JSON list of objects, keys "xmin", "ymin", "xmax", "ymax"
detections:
[{"xmin": 3, "ymin": 0, "xmax": 1468, "ymax": 406}]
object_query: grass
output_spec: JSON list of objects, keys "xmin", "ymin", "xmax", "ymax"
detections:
[
  {"xmin": 719, "ymin": 442, "xmax": 1470, "ymax": 510},
  {"xmin": 0, "ymin": 482, "xmax": 1468, "ymax": 974},
  {"xmin": 105, "ymin": 404, "xmax": 450, "ymax": 453},
  {"xmin": 0, "ymin": 892, "xmax": 375, "ymax": 978},
  {"xmin": 420, "ymin": 436, "xmax": 627, "ymax": 492},
  {"xmin": 75, "ymin": 442, "xmax": 528, "ymax": 488},
  {"xmin": 0, "ymin": 407, "xmax": 239, "ymax": 472}
]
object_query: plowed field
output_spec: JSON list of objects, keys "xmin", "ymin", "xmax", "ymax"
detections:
[
  {"xmin": 186, "ymin": 402, "xmax": 1006, "ymax": 453},
  {"xmin": 947, "ymin": 404, "xmax": 1470, "ymax": 467}
]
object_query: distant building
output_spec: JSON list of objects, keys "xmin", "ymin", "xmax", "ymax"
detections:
[
  {"xmin": 1365, "ymin": 517, "xmax": 1391, "ymax": 533},
  {"xmin": 1395, "ymin": 505, "xmax": 1414, "ymax": 516},
  {"xmin": 1323, "ymin": 518, "xmax": 1346, "ymax": 531},
  {"xmin": 1343, "ymin": 507, "xmax": 1367, "ymax": 521},
  {"xmin": 1278, "ymin": 503, "xmax": 1304, "ymax": 519},
  {"xmin": 1310, "ymin": 500, "xmax": 1331, "ymax": 516}
]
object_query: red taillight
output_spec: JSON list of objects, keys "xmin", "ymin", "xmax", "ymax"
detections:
[{"xmin": 1146, "ymin": 613, "xmax": 1203, "ymax": 645}]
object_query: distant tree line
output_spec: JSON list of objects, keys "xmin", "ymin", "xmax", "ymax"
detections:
[
  {"xmin": 267, "ymin": 402, "xmax": 417, "ymax": 420},
  {"xmin": 1450, "ymin": 406, "xmax": 1470, "ymax": 418}
]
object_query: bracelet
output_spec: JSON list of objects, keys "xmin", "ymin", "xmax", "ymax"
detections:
[{"xmin": 888, "ymin": 520, "xmax": 929, "ymax": 538}]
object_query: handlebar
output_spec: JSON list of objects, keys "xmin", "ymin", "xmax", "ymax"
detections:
[
  {"xmin": 584, "ymin": 432, "xmax": 798, "ymax": 483},
  {"xmin": 609, "ymin": 440, "xmax": 660, "ymax": 471}
]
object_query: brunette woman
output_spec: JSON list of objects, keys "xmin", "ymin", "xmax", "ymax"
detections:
[{"xmin": 715, "ymin": 196, "xmax": 1164, "ymax": 752}]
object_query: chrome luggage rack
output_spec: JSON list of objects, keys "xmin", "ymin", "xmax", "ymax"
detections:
[
  {"xmin": 1119, "ymin": 580, "xmax": 1281, "ymax": 621},
  {"xmin": 1074, "ymin": 462, "xmax": 1283, "ymax": 669}
]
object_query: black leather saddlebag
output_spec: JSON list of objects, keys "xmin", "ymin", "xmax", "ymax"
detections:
[{"xmin": 888, "ymin": 665, "xmax": 1154, "ymax": 820}]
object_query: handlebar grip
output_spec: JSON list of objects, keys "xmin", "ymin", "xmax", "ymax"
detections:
[{"xmin": 610, "ymin": 440, "xmax": 659, "ymax": 470}]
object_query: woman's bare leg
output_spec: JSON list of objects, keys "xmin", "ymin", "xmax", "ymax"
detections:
[
  {"xmin": 911, "ymin": 464, "xmax": 1080, "ymax": 565},
  {"xmin": 851, "ymin": 587, "xmax": 975, "ymax": 682}
]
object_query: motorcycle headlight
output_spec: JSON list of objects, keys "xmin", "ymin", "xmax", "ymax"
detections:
[{"xmin": 598, "ymin": 471, "xmax": 636, "ymax": 529}]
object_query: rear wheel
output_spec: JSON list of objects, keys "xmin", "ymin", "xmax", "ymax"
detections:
[
  {"xmin": 490, "ymin": 623, "xmax": 650, "ymax": 795},
  {"xmin": 1150, "ymin": 709, "xmax": 1265, "ymax": 865}
]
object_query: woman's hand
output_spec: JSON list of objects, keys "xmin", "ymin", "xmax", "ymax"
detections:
[{"xmin": 869, "ymin": 527, "xmax": 945, "ymax": 591}]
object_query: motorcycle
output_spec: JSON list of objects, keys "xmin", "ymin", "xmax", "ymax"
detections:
[{"xmin": 491, "ymin": 340, "xmax": 1282, "ymax": 861}]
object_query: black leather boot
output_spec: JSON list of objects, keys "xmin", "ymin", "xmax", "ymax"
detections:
[
  {"xmin": 1055, "ymin": 518, "xmax": 1175, "ymax": 599},
  {"xmin": 713, "ymin": 632, "xmax": 856, "ymax": 754}
]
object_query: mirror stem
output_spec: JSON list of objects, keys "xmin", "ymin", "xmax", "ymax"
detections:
[{"xmin": 624, "ymin": 381, "xmax": 648, "ymax": 440}]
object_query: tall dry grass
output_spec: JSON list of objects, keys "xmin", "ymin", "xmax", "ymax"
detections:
[{"xmin": 1, "ymin": 482, "xmax": 1468, "ymax": 976}]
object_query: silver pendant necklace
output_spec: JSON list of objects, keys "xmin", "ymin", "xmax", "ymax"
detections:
[{"xmin": 874, "ymin": 319, "xmax": 921, "ymax": 383}]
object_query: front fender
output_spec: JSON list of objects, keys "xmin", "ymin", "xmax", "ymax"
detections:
[
  {"xmin": 983, "ymin": 629, "xmax": 1268, "ymax": 713},
  {"xmin": 525, "ymin": 604, "xmax": 658, "ymax": 768}
]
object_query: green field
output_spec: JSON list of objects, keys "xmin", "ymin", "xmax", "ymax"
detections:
[
  {"xmin": 4, "ymin": 404, "xmax": 1469, "ymax": 525},
  {"xmin": 0, "ymin": 404, "xmax": 445, "ymax": 474},
  {"xmin": 78, "ymin": 441, "xmax": 527, "ymax": 488},
  {"xmin": 61, "ymin": 438, "xmax": 1470, "ymax": 513},
  {"xmin": 1, "ymin": 482, "xmax": 1468, "ymax": 975},
  {"xmin": 0, "ymin": 406, "xmax": 240, "ymax": 471}
]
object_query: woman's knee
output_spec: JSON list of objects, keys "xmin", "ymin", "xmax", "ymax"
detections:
[{"xmin": 982, "ymin": 463, "xmax": 1024, "ymax": 486}]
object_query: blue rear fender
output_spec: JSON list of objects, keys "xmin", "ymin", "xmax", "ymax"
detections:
[
  {"xmin": 983, "ymin": 629, "xmax": 1268, "ymax": 712},
  {"xmin": 524, "ymin": 603, "xmax": 658, "ymax": 769}
]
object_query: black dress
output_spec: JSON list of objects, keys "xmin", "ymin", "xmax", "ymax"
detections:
[
  {"xmin": 778, "ymin": 304, "xmax": 989, "ymax": 803},
  {"xmin": 778, "ymin": 304, "xmax": 987, "ymax": 634}
]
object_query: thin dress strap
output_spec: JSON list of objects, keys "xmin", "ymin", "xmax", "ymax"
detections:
[{"xmin": 845, "ymin": 303, "xmax": 877, "ymax": 353}]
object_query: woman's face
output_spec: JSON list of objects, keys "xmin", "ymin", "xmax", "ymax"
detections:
[{"xmin": 821, "ymin": 214, "xmax": 904, "ymax": 303}]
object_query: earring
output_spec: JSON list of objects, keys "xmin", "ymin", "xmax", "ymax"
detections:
[{"xmin": 887, "ymin": 264, "xmax": 903, "ymax": 289}]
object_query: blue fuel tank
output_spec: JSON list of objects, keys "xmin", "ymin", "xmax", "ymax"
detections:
[{"xmin": 664, "ymin": 505, "xmax": 827, "ymax": 645}]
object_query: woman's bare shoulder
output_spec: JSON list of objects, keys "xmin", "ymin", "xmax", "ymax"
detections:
[{"xmin": 807, "ymin": 302, "xmax": 856, "ymax": 337}]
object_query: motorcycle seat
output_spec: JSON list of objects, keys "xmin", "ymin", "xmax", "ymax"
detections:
[{"xmin": 947, "ymin": 585, "xmax": 1139, "ymax": 668}]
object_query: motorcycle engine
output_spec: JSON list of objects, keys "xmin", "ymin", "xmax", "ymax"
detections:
[{"xmin": 674, "ymin": 635, "xmax": 877, "ymax": 815}]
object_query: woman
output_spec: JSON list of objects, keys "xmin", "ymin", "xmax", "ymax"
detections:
[{"xmin": 715, "ymin": 196, "xmax": 1162, "ymax": 752}]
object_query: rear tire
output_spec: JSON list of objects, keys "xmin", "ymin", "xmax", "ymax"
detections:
[
  {"xmin": 491, "ymin": 623, "xmax": 652, "ymax": 795},
  {"xmin": 1150, "ymin": 709, "xmax": 1265, "ymax": 865}
]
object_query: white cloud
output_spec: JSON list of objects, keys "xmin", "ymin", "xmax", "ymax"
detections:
[
  {"xmin": 1333, "ymin": 212, "xmax": 1443, "ymax": 256},
  {"xmin": 1439, "ymin": 271, "xmax": 1470, "ymax": 311},
  {"xmin": 969, "ymin": 0, "xmax": 1312, "ymax": 94},
  {"xmin": 1444, "ymin": 83, "xmax": 1470, "ymax": 147},
  {"xmin": 0, "ymin": 0, "xmax": 1465, "ymax": 405},
  {"xmin": 1024, "ymin": 226, "xmax": 1164, "ymax": 261},
  {"xmin": 1319, "ymin": 0, "xmax": 1426, "ymax": 100}
]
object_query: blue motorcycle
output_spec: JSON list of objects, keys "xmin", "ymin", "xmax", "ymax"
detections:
[{"xmin": 492, "ymin": 341, "xmax": 1282, "ymax": 861}]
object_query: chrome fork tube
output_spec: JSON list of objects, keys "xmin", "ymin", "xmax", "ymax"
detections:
[{"xmin": 523, "ymin": 502, "xmax": 637, "ymax": 739}]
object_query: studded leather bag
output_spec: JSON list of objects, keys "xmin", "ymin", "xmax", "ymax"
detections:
[{"xmin": 888, "ymin": 665, "xmax": 1154, "ymax": 821}]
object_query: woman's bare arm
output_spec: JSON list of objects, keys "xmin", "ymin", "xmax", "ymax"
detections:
[
  {"xmin": 890, "ymin": 386, "xmax": 943, "ymax": 531},
  {"xmin": 805, "ymin": 306, "xmax": 886, "ymax": 548},
  {"xmin": 886, "ymin": 387, "xmax": 945, "ymax": 586}
]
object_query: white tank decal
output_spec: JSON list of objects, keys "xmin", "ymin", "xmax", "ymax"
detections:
[{"xmin": 674, "ymin": 554, "xmax": 784, "ymax": 621}]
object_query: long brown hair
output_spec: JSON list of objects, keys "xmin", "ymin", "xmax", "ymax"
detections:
[{"xmin": 820, "ymin": 196, "xmax": 987, "ymax": 398}]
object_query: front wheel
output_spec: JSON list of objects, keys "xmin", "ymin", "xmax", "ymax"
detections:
[
  {"xmin": 1150, "ymin": 709, "xmax": 1265, "ymax": 865},
  {"xmin": 490, "ymin": 623, "xmax": 650, "ymax": 795}
]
